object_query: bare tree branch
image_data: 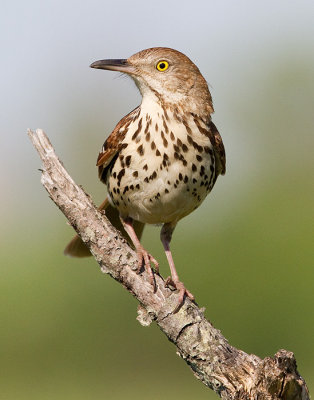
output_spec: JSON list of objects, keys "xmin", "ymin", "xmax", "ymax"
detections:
[{"xmin": 28, "ymin": 128, "xmax": 309, "ymax": 400}]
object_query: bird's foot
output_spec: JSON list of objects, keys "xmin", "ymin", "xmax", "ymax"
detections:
[
  {"xmin": 136, "ymin": 246, "xmax": 159, "ymax": 291},
  {"xmin": 165, "ymin": 277, "xmax": 195, "ymax": 312}
]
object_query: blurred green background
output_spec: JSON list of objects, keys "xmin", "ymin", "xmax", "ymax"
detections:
[{"xmin": 1, "ymin": 1, "xmax": 313, "ymax": 399}]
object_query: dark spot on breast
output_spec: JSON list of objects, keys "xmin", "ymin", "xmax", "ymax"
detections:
[
  {"xmin": 170, "ymin": 131, "xmax": 175, "ymax": 141},
  {"xmin": 155, "ymin": 123, "xmax": 158, "ymax": 131},
  {"xmin": 165, "ymin": 188, "xmax": 169, "ymax": 194},
  {"xmin": 150, "ymin": 171, "xmax": 157, "ymax": 180},
  {"xmin": 143, "ymin": 164, "xmax": 148, "ymax": 171},
  {"xmin": 193, "ymin": 141, "xmax": 203, "ymax": 153},
  {"xmin": 196, "ymin": 155, "xmax": 203, "ymax": 162},
  {"xmin": 113, "ymin": 171, "xmax": 117, "ymax": 178},
  {"xmin": 133, "ymin": 171, "xmax": 138, "ymax": 177},
  {"xmin": 130, "ymin": 184, "xmax": 134, "ymax": 190},
  {"xmin": 174, "ymin": 152, "xmax": 180, "ymax": 160},
  {"xmin": 144, "ymin": 177, "xmax": 149, "ymax": 183},
  {"xmin": 200, "ymin": 165, "xmax": 205, "ymax": 176},
  {"xmin": 173, "ymin": 144, "xmax": 180, "ymax": 152},
  {"xmin": 113, "ymin": 187, "xmax": 117, "ymax": 193},
  {"xmin": 145, "ymin": 132, "xmax": 150, "ymax": 141},
  {"xmin": 136, "ymin": 184, "xmax": 140, "ymax": 189},
  {"xmin": 137, "ymin": 144, "xmax": 144, "ymax": 156},
  {"xmin": 193, "ymin": 178, "xmax": 197, "ymax": 184},
  {"xmin": 151, "ymin": 141, "xmax": 156, "ymax": 150},
  {"xmin": 182, "ymin": 118, "xmax": 192, "ymax": 134},
  {"xmin": 161, "ymin": 131, "xmax": 168, "ymax": 147},
  {"xmin": 184, "ymin": 175, "xmax": 188, "ymax": 183},
  {"xmin": 192, "ymin": 164, "xmax": 197, "ymax": 172},
  {"xmin": 123, "ymin": 186, "xmax": 129, "ymax": 194},
  {"xmin": 131, "ymin": 118, "xmax": 143, "ymax": 140},
  {"xmin": 162, "ymin": 116, "xmax": 169, "ymax": 133},
  {"xmin": 117, "ymin": 188, "xmax": 120, "ymax": 194},
  {"xmin": 179, "ymin": 173, "xmax": 183, "ymax": 181},
  {"xmin": 156, "ymin": 149, "xmax": 161, "ymax": 156},
  {"xmin": 117, "ymin": 168, "xmax": 125, "ymax": 182},
  {"xmin": 125, "ymin": 155, "xmax": 131, "ymax": 167},
  {"xmin": 182, "ymin": 143, "xmax": 188, "ymax": 152}
]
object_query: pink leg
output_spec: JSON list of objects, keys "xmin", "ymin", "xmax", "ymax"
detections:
[
  {"xmin": 160, "ymin": 223, "xmax": 194, "ymax": 310},
  {"xmin": 120, "ymin": 217, "xmax": 159, "ymax": 289}
]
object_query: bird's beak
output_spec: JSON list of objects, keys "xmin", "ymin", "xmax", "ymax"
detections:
[{"xmin": 90, "ymin": 59, "xmax": 136, "ymax": 75}]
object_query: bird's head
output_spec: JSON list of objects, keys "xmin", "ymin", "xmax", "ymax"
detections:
[{"xmin": 91, "ymin": 47, "xmax": 213, "ymax": 117}]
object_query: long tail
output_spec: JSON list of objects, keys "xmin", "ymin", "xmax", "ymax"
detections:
[{"xmin": 64, "ymin": 197, "xmax": 145, "ymax": 257}]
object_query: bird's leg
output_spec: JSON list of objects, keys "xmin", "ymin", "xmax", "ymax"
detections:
[
  {"xmin": 120, "ymin": 217, "xmax": 159, "ymax": 289},
  {"xmin": 160, "ymin": 223, "xmax": 195, "ymax": 310}
]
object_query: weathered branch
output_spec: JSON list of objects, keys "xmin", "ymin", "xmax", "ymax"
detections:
[{"xmin": 28, "ymin": 128, "xmax": 309, "ymax": 400}]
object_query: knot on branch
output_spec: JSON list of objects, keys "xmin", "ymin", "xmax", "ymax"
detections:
[{"xmin": 255, "ymin": 350, "xmax": 309, "ymax": 400}]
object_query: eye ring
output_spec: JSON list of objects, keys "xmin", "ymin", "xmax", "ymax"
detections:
[{"xmin": 156, "ymin": 60, "xmax": 169, "ymax": 72}]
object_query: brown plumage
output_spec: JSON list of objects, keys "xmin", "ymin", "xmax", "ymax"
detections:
[{"xmin": 65, "ymin": 47, "xmax": 226, "ymax": 309}]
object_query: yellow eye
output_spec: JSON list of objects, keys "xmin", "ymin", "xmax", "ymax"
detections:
[{"xmin": 156, "ymin": 60, "xmax": 169, "ymax": 72}]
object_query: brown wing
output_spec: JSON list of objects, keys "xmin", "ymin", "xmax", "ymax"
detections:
[
  {"xmin": 208, "ymin": 121, "xmax": 226, "ymax": 176},
  {"xmin": 97, "ymin": 106, "xmax": 140, "ymax": 183},
  {"xmin": 193, "ymin": 116, "xmax": 226, "ymax": 176}
]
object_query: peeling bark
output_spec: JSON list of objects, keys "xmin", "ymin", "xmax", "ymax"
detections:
[{"xmin": 28, "ymin": 129, "xmax": 309, "ymax": 400}]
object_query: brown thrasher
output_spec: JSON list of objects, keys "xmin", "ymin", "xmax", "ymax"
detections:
[{"xmin": 65, "ymin": 47, "xmax": 226, "ymax": 307}]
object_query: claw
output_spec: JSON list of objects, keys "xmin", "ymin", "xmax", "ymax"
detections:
[
  {"xmin": 136, "ymin": 247, "xmax": 159, "ymax": 291},
  {"xmin": 165, "ymin": 277, "xmax": 195, "ymax": 312}
]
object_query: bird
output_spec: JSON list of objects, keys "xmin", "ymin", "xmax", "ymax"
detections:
[{"xmin": 65, "ymin": 47, "xmax": 226, "ymax": 308}]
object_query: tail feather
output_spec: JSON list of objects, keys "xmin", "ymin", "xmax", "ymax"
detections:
[{"xmin": 64, "ymin": 197, "xmax": 145, "ymax": 257}]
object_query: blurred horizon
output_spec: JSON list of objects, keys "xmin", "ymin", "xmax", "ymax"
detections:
[{"xmin": 1, "ymin": 1, "xmax": 314, "ymax": 399}]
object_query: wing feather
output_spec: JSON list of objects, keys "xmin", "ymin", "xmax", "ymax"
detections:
[
  {"xmin": 193, "ymin": 116, "xmax": 226, "ymax": 176},
  {"xmin": 96, "ymin": 106, "xmax": 140, "ymax": 182},
  {"xmin": 208, "ymin": 121, "xmax": 226, "ymax": 176}
]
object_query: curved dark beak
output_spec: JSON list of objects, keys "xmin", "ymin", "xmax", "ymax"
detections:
[{"xmin": 90, "ymin": 59, "xmax": 135, "ymax": 74}]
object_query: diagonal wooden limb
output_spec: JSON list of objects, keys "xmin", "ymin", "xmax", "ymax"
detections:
[{"xmin": 28, "ymin": 129, "xmax": 310, "ymax": 400}]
